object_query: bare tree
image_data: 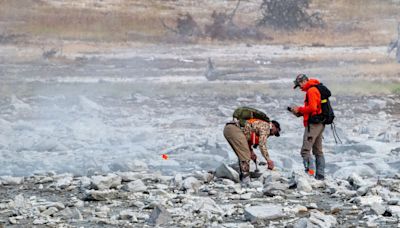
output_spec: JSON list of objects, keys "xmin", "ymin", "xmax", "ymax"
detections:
[{"xmin": 258, "ymin": 0, "xmax": 324, "ymax": 30}]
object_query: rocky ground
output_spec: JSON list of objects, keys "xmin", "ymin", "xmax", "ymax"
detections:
[{"xmin": 0, "ymin": 162, "xmax": 400, "ymax": 227}]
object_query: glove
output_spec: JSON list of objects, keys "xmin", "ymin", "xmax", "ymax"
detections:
[
  {"xmin": 250, "ymin": 150, "xmax": 257, "ymax": 161},
  {"xmin": 267, "ymin": 160, "xmax": 274, "ymax": 170}
]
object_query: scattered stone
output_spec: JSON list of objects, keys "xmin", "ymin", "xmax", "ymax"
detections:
[
  {"xmin": 297, "ymin": 177, "xmax": 312, "ymax": 192},
  {"xmin": 147, "ymin": 205, "xmax": 171, "ymax": 226},
  {"xmin": 91, "ymin": 174, "xmax": 122, "ymax": 190},
  {"xmin": 0, "ymin": 176, "xmax": 24, "ymax": 185},
  {"xmin": 55, "ymin": 207, "xmax": 83, "ymax": 220},
  {"xmin": 41, "ymin": 207, "xmax": 58, "ymax": 216},
  {"xmin": 119, "ymin": 210, "xmax": 138, "ymax": 222},
  {"xmin": 371, "ymin": 202, "xmax": 386, "ymax": 215},
  {"xmin": 309, "ymin": 210, "xmax": 337, "ymax": 227},
  {"xmin": 182, "ymin": 177, "xmax": 201, "ymax": 193},
  {"xmin": 125, "ymin": 179, "xmax": 147, "ymax": 192},
  {"xmin": 84, "ymin": 190, "xmax": 119, "ymax": 201},
  {"xmin": 244, "ymin": 204, "xmax": 284, "ymax": 222},
  {"xmin": 293, "ymin": 218, "xmax": 313, "ymax": 228},
  {"xmin": 215, "ymin": 163, "xmax": 240, "ymax": 183},
  {"xmin": 55, "ymin": 175, "xmax": 73, "ymax": 189},
  {"xmin": 348, "ymin": 173, "xmax": 366, "ymax": 189}
]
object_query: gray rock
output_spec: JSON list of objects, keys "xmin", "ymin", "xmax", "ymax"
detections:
[
  {"xmin": 0, "ymin": 176, "xmax": 24, "ymax": 185},
  {"xmin": 357, "ymin": 185, "xmax": 371, "ymax": 196},
  {"xmin": 41, "ymin": 207, "xmax": 58, "ymax": 216},
  {"xmin": 173, "ymin": 173, "xmax": 183, "ymax": 189},
  {"xmin": 91, "ymin": 174, "xmax": 122, "ymax": 190},
  {"xmin": 55, "ymin": 175, "xmax": 73, "ymax": 189},
  {"xmin": 348, "ymin": 173, "xmax": 365, "ymax": 189},
  {"xmin": 147, "ymin": 205, "xmax": 171, "ymax": 226},
  {"xmin": 244, "ymin": 204, "xmax": 284, "ymax": 222},
  {"xmin": 388, "ymin": 205, "xmax": 400, "ymax": 218},
  {"xmin": 371, "ymin": 202, "xmax": 386, "ymax": 215},
  {"xmin": 125, "ymin": 179, "xmax": 147, "ymax": 192},
  {"xmin": 119, "ymin": 210, "xmax": 138, "ymax": 222},
  {"xmin": 116, "ymin": 172, "xmax": 139, "ymax": 182},
  {"xmin": 293, "ymin": 218, "xmax": 313, "ymax": 228},
  {"xmin": 215, "ymin": 163, "xmax": 240, "ymax": 183},
  {"xmin": 182, "ymin": 177, "xmax": 201, "ymax": 192},
  {"xmin": 84, "ymin": 190, "xmax": 119, "ymax": 201},
  {"xmin": 79, "ymin": 176, "xmax": 92, "ymax": 189},
  {"xmin": 194, "ymin": 198, "xmax": 223, "ymax": 215},
  {"xmin": 55, "ymin": 207, "xmax": 83, "ymax": 220},
  {"xmin": 263, "ymin": 182, "xmax": 288, "ymax": 197},
  {"xmin": 309, "ymin": 210, "xmax": 337, "ymax": 227},
  {"xmin": 193, "ymin": 171, "xmax": 213, "ymax": 183},
  {"xmin": 297, "ymin": 177, "xmax": 312, "ymax": 192}
]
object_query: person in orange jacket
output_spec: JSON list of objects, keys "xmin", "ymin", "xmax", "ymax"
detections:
[{"xmin": 289, "ymin": 74, "xmax": 326, "ymax": 180}]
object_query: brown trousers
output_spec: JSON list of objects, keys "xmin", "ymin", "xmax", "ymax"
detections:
[
  {"xmin": 223, "ymin": 123, "xmax": 250, "ymax": 176},
  {"xmin": 301, "ymin": 123, "xmax": 325, "ymax": 159}
]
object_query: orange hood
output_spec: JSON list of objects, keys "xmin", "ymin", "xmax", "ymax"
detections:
[{"xmin": 301, "ymin": 79, "xmax": 320, "ymax": 91}]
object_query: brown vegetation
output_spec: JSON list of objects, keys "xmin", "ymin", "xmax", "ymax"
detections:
[{"xmin": 0, "ymin": 0, "xmax": 399, "ymax": 45}]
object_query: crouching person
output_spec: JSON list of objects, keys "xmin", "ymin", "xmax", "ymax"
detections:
[{"xmin": 223, "ymin": 107, "xmax": 281, "ymax": 185}]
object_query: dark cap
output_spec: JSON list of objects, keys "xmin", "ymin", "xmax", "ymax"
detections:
[
  {"xmin": 271, "ymin": 120, "xmax": 281, "ymax": 137},
  {"xmin": 293, "ymin": 74, "xmax": 308, "ymax": 89}
]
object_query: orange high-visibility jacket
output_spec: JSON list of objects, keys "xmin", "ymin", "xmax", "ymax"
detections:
[{"xmin": 297, "ymin": 79, "xmax": 323, "ymax": 127}]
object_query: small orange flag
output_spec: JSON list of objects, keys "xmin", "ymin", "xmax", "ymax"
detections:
[{"xmin": 162, "ymin": 154, "xmax": 169, "ymax": 160}]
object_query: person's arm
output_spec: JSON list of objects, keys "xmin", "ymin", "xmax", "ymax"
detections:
[
  {"xmin": 298, "ymin": 88, "xmax": 320, "ymax": 115},
  {"xmin": 258, "ymin": 124, "xmax": 270, "ymax": 162}
]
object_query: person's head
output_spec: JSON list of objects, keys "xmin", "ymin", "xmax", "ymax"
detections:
[
  {"xmin": 293, "ymin": 74, "xmax": 309, "ymax": 89},
  {"xmin": 270, "ymin": 120, "xmax": 281, "ymax": 137}
]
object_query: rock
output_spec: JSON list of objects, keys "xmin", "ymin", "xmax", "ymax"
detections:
[
  {"xmin": 348, "ymin": 173, "xmax": 366, "ymax": 189},
  {"xmin": 388, "ymin": 205, "xmax": 400, "ymax": 218},
  {"xmin": 38, "ymin": 176, "xmax": 53, "ymax": 184},
  {"xmin": 356, "ymin": 196, "xmax": 383, "ymax": 206},
  {"xmin": 116, "ymin": 172, "xmax": 139, "ymax": 182},
  {"xmin": 293, "ymin": 218, "xmax": 313, "ymax": 228},
  {"xmin": 173, "ymin": 173, "xmax": 183, "ymax": 189},
  {"xmin": 41, "ymin": 207, "xmax": 58, "ymax": 216},
  {"xmin": 95, "ymin": 206, "xmax": 110, "ymax": 218},
  {"xmin": 193, "ymin": 171, "xmax": 213, "ymax": 183},
  {"xmin": 182, "ymin": 177, "xmax": 201, "ymax": 193},
  {"xmin": 309, "ymin": 210, "xmax": 337, "ymax": 227},
  {"xmin": 222, "ymin": 179, "xmax": 235, "ymax": 186},
  {"xmin": 125, "ymin": 179, "xmax": 147, "ymax": 192},
  {"xmin": 215, "ymin": 163, "xmax": 240, "ymax": 183},
  {"xmin": 244, "ymin": 204, "xmax": 284, "ymax": 222},
  {"xmin": 55, "ymin": 207, "xmax": 82, "ymax": 220},
  {"xmin": 263, "ymin": 181, "xmax": 287, "ymax": 197},
  {"xmin": 371, "ymin": 202, "xmax": 386, "ymax": 215},
  {"xmin": 147, "ymin": 205, "xmax": 171, "ymax": 226},
  {"xmin": 297, "ymin": 177, "xmax": 312, "ymax": 193},
  {"xmin": 84, "ymin": 190, "xmax": 119, "ymax": 201},
  {"xmin": 79, "ymin": 176, "xmax": 92, "ymax": 189},
  {"xmin": 55, "ymin": 175, "xmax": 73, "ymax": 189},
  {"xmin": 46, "ymin": 202, "xmax": 65, "ymax": 210},
  {"xmin": 357, "ymin": 185, "xmax": 371, "ymax": 196},
  {"xmin": 119, "ymin": 210, "xmax": 138, "ymax": 222},
  {"xmin": 91, "ymin": 174, "xmax": 122, "ymax": 190},
  {"xmin": 33, "ymin": 218, "xmax": 47, "ymax": 225},
  {"xmin": 194, "ymin": 198, "xmax": 223, "ymax": 215},
  {"xmin": 0, "ymin": 176, "xmax": 24, "ymax": 185}
]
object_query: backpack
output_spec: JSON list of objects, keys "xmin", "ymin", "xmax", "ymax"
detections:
[
  {"xmin": 233, "ymin": 107, "xmax": 270, "ymax": 127},
  {"xmin": 308, "ymin": 83, "xmax": 335, "ymax": 125}
]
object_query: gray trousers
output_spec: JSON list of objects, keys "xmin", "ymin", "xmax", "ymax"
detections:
[{"xmin": 301, "ymin": 123, "xmax": 325, "ymax": 176}]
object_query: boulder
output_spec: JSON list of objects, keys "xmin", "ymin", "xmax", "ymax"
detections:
[
  {"xmin": 309, "ymin": 210, "xmax": 337, "ymax": 227},
  {"xmin": 370, "ymin": 202, "xmax": 386, "ymax": 215},
  {"xmin": 125, "ymin": 179, "xmax": 147, "ymax": 192},
  {"xmin": 182, "ymin": 177, "xmax": 201, "ymax": 193},
  {"xmin": 0, "ymin": 176, "xmax": 24, "ymax": 185},
  {"xmin": 147, "ymin": 205, "xmax": 171, "ymax": 226},
  {"xmin": 244, "ymin": 204, "xmax": 284, "ymax": 222},
  {"xmin": 215, "ymin": 164, "xmax": 240, "ymax": 183},
  {"xmin": 91, "ymin": 174, "xmax": 122, "ymax": 190}
]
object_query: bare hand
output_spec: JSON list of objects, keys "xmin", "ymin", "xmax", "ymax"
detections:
[{"xmin": 267, "ymin": 160, "xmax": 274, "ymax": 170}]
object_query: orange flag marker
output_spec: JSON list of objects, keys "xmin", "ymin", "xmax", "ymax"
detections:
[{"xmin": 161, "ymin": 154, "xmax": 169, "ymax": 160}]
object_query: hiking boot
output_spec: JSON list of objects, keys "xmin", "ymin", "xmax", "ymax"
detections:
[{"xmin": 315, "ymin": 174, "xmax": 325, "ymax": 180}]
